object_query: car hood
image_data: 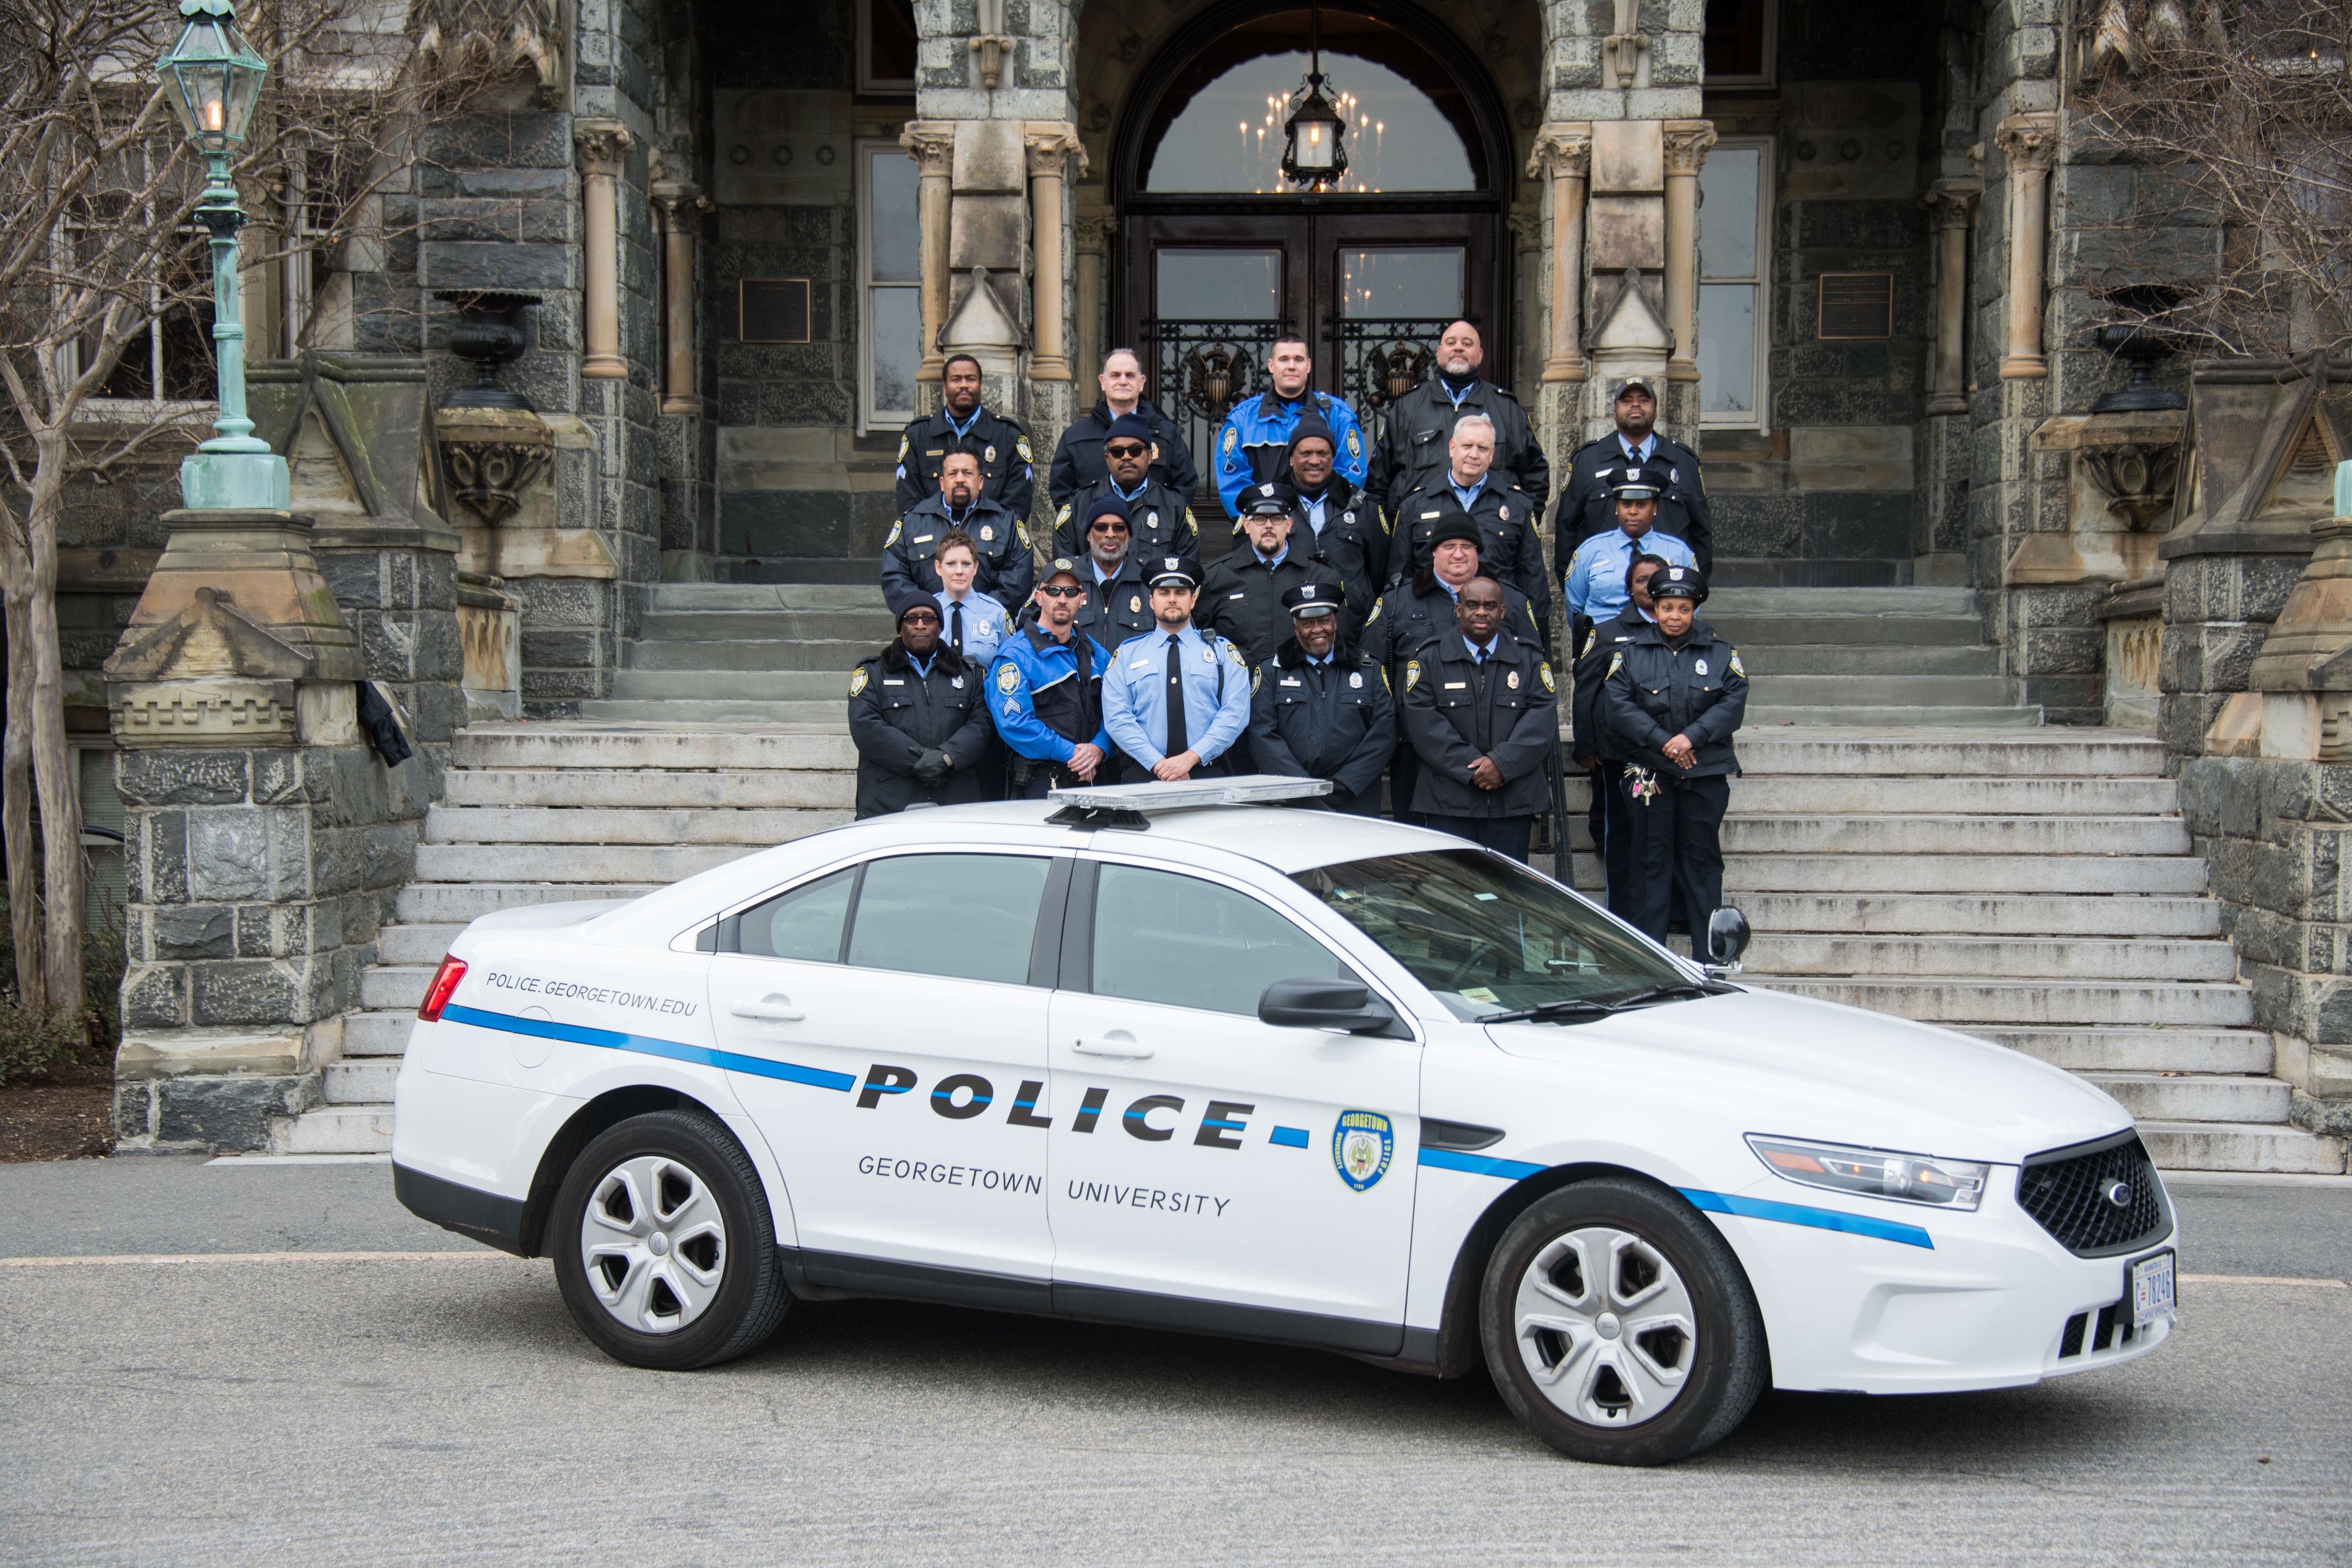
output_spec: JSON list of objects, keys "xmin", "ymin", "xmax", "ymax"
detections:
[{"xmin": 1483, "ymin": 985, "xmax": 2129, "ymax": 1166}]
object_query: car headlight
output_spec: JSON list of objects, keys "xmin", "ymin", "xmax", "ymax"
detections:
[{"xmin": 1746, "ymin": 1135, "xmax": 1988, "ymax": 1211}]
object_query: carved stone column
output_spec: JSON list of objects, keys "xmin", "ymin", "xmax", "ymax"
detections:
[
  {"xmin": 1023, "ymin": 124, "xmax": 1086, "ymax": 383},
  {"xmin": 1075, "ymin": 213, "xmax": 1113, "ymax": 387},
  {"xmin": 574, "ymin": 120, "xmax": 633, "ymax": 381},
  {"xmin": 900, "ymin": 122, "xmax": 956, "ymax": 383},
  {"xmin": 650, "ymin": 179, "xmax": 711, "ymax": 415},
  {"xmin": 1528, "ymin": 125, "xmax": 1591, "ymax": 384},
  {"xmin": 1661, "ymin": 120, "xmax": 1716, "ymax": 386},
  {"xmin": 1925, "ymin": 180, "xmax": 1982, "ymax": 414},
  {"xmin": 1997, "ymin": 113, "xmax": 2057, "ymax": 381}
]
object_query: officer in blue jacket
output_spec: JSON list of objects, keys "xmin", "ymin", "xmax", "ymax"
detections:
[
  {"xmin": 1102, "ymin": 556, "xmax": 1252, "ymax": 782},
  {"xmin": 1213, "ymin": 335, "xmax": 1368, "ymax": 518},
  {"xmin": 987, "ymin": 559, "xmax": 1114, "ymax": 799}
]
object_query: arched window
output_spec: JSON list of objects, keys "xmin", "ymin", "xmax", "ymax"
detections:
[{"xmin": 1136, "ymin": 9, "xmax": 1483, "ymax": 195}]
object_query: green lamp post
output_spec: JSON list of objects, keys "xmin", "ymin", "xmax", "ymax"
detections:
[{"xmin": 156, "ymin": 0, "xmax": 287, "ymax": 510}]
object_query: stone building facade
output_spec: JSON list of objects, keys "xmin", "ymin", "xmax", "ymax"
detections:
[{"xmin": 76, "ymin": 0, "xmax": 2352, "ymax": 1144}]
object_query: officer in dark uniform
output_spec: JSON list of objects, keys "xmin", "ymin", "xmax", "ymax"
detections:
[
  {"xmin": 1246, "ymin": 582, "xmax": 1396, "ymax": 817},
  {"xmin": 1572, "ymin": 550, "xmax": 1672, "ymax": 917},
  {"xmin": 894, "ymin": 352, "xmax": 1036, "ymax": 519},
  {"xmin": 1052, "ymin": 411, "xmax": 1199, "ymax": 560},
  {"xmin": 1385, "ymin": 412, "xmax": 1550, "ymax": 634},
  {"xmin": 1068, "ymin": 496, "xmax": 1157, "ymax": 652},
  {"xmin": 1048, "ymin": 349, "xmax": 1199, "ymax": 506},
  {"xmin": 1197, "ymin": 481, "xmax": 1349, "ymax": 667},
  {"xmin": 1364, "ymin": 319, "xmax": 1549, "ymax": 517},
  {"xmin": 1102, "ymin": 556, "xmax": 1253, "ymax": 782},
  {"xmin": 847, "ymin": 593, "xmax": 997, "ymax": 817},
  {"xmin": 1552, "ymin": 374, "xmax": 1714, "ymax": 581},
  {"xmin": 882, "ymin": 441, "xmax": 1035, "ymax": 611},
  {"xmin": 1602, "ymin": 564, "xmax": 1747, "ymax": 944},
  {"xmin": 1359, "ymin": 514, "xmax": 1540, "ymax": 824},
  {"xmin": 988, "ymin": 559, "xmax": 1114, "ymax": 798},
  {"xmin": 1398, "ymin": 574, "xmax": 1561, "ymax": 863},
  {"xmin": 1279, "ymin": 413, "xmax": 1386, "ymax": 627}
]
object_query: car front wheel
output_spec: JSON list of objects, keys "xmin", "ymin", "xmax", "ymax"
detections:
[
  {"xmin": 551, "ymin": 1109, "xmax": 791, "ymax": 1370},
  {"xmin": 1480, "ymin": 1176, "xmax": 1767, "ymax": 1465}
]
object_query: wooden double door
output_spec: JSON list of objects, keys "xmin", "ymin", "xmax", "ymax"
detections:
[{"xmin": 1120, "ymin": 209, "xmax": 1505, "ymax": 502}]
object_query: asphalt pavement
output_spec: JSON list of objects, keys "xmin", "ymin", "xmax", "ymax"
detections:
[{"xmin": 1, "ymin": 1157, "xmax": 2346, "ymax": 1566}]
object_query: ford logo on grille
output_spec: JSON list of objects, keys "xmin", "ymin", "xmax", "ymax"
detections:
[{"xmin": 2102, "ymin": 1179, "xmax": 2134, "ymax": 1209}]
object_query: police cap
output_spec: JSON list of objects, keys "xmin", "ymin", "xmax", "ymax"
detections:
[
  {"xmin": 1041, "ymin": 556, "xmax": 1085, "ymax": 585},
  {"xmin": 1148, "ymin": 555, "xmax": 1202, "ymax": 589},
  {"xmin": 1650, "ymin": 565, "xmax": 1707, "ymax": 603},
  {"xmin": 1607, "ymin": 463, "xmax": 1664, "ymax": 501},
  {"xmin": 1281, "ymin": 581, "xmax": 1342, "ymax": 619},
  {"xmin": 1614, "ymin": 376, "xmax": 1657, "ymax": 403},
  {"xmin": 1427, "ymin": 513, "xmax": 1484, "ymax": 552},
  {"xmin": 1241, "ymin": 479, "xmax": 1298, "ymax": 517}
]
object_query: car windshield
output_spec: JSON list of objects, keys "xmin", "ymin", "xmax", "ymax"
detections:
[{"xmin": 1291, "ymin": 850, "xmax": 1691, "ymax": 1019}]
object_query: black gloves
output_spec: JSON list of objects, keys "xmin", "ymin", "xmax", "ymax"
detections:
[{"xmin": 911, "ymin": 749, "xmax": 952, "ymax": 787}]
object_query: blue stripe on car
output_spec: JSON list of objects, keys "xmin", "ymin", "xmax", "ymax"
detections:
[
  {"xmin": 1418, "ymin": 1148, "xmax": 1546, "ymax": 1180},
  {"xmin": 1678, "ymin": 1187, "xmax": 1934, "ymax": 1250},
  {"xmin": 1270, "ymin": 1126, "xmax": 1310, "ymax": 1148},
  {"xmin": 439, "ymin": 1003, "xmax": 856, "ymax": 1092}
]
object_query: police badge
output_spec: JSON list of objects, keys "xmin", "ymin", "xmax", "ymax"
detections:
[
  {"xmin": 1507, "ymin": 669, "xmax": 1520, "ymax": 690},
  {"xmin": 1348, "ymin": 670, "xmax": 1363, "ymax": 689},
  {"xmin": 980, "ymin": 526, "xmax": 994, "ymax": 542},
  {"xmin": 984, "ymin": 444, "xmax": 998, "ymax": 463},
  {"xmin": 1499, "ymin": 504, "xmax": 1510, "ymax": 520},
  {"xmin": 1695, "ymin": 657, "xmax": 1708, "ymax": 675},
  {"xmin": 1332, "ymin": 1110, "xmax": 1394, "ymax": 1192},
  {"xmin": 1147, "ymin": 510, "xmax": 1160, "ymax": 531},
  {"xmin": 1129, "ymin": 595, "xmax": 1141, "ymax": 613}
]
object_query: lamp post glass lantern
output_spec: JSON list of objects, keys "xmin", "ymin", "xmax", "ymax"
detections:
[
  {"xmin": 1279, "ymin": 2, "xmax": 1348, "ymax": 190},
  {"xmin": 156, "ymin": 0, "xmax": 288, "ymax": 509}
]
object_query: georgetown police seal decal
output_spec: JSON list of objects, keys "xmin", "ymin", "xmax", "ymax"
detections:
[
  {"xmin": 1333, "ymin": 1110, "xmax": 1394, "ymax": 1192},
  {"xmin": 996, "ymin": 663, "xmax": 1022, "ymax": 694}
]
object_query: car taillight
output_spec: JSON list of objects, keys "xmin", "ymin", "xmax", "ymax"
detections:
[{"xmin": 418, "ymin": 956, "xmax": 468, "ymax": 1021}]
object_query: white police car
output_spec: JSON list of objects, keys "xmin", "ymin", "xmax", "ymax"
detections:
[{"xmin": 392, "ymin": 778, "xmax": 2177, "ymax": 1466}]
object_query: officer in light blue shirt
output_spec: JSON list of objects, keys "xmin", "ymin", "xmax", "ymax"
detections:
[
  {"xmin": 1102, "ymin": 556, "xmax": 1253, "ymax": 782},
  {"xmin": 931, "ymin": 531, "xmax": 1010, "ymax": 669},
  {"xmin": 1564, "ymin": 464, "xmax": 1696, "ymax": 625}
]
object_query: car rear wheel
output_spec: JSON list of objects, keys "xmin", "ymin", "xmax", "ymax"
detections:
[
  {"xmin": 1480, "ymin": 1176, "xmax": 1766, "ymax": 1465},
  {"xmin": 552, "ymin": 1110, "xmax": 790, "ymax": 1370}
]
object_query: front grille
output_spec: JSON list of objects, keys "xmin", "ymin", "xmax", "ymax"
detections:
[{"xmin": 2016, "ymin": 1130, "xmax": 2171, "ymax": 1258}]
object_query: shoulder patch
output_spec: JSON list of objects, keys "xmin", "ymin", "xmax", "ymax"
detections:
[
  {"xmin": 1365, "ymin": 599, "xmax": 1382, "ymax": 625},
  {"xmin": 1607, "ymin": 651, "xmax": 1624, "ymax": 678},
  {"xmin": 1222, "ymin": 426, "xmax": 1239, "ymax": 457},
  {"xmin": 1056, "ymin": 504, "xmax": 1072, "ymax": 527},
  {"xmin": 1225, "ymin": 640, "xmax": 1247, "ymax": 667},
  {"xmin": 1345, "ymin": 428, "xmax": 1362, "ymax": 460},
  {"xmin": 1015, "ymin": 521, "xmax": 1032, "ymax": 551},
  {"xmin": 1538, "ymin": 660, "xmax": 1557, "ymax": 694},
  {"xmin": 1404, "ymin": 658, "xmax": 1421, "ymax": 692},
  {"xmin": 896, "ymin": 435, "xmax": 909, "ymax": 463},
  {"xmin": 885, "ymin": 520, "xmax": 902, "ymax": 548},
  {"xmin": 1016, "ymin": 436, "xmax": 1033, "ymax": 464},
  {"xmin": 1729, "ymin": 650, "xmax": 1745, "ymax": 678},
  {"xmin": 996, "ymin": 662, "xmax": 1023, "ymax": 694},
  {"xmin": 1251, "ymin": 666, "xmax": 1263, "ymax": 694},
  {"xmin": 849, "ymin": 666, "xmax": 869, "ymax": 696}
]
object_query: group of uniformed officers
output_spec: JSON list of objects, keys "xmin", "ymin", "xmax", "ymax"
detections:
[{"xmin": 852, "ymin": 333, "xmax": 1747, "ymax": 944}]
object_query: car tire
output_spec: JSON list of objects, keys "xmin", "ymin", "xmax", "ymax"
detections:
[
  {"xmin": 551, "ymin": 1109, "xmax": 791, "ymax": 1371},
  {"xmin": 1479, "ymin": 1175, "xmax": 1766, "ymax": 1465}
]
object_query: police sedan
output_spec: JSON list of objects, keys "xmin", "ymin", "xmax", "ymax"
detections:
[{"xmin": 391, "ymin": 778, "xmax": 2177, "ymax": 1466}]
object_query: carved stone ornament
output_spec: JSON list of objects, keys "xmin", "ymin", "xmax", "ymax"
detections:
[
  {"xmin": 899, "ymin": 122, "xmax": 956, "ymax": 176},
  {"xmin": 436, "ymin": 406, "xmax": 556, "ymax": 526},
  {"xmin": 1995, "ymin": 112, "xmax": 2059, "ymax": 171},
  {"xmin": 2079, "ymin": 441, "xmax": 2183, "ymax": 530},
  {"xmin": 1525, "ymin": 125, "xmax": 1592, "ymax": 181},
  {"xmin": 972, "ymin": 0, "xmax": 1014, "ymax": 90},
  {"xmin": 1924, "ymin": 183, "xmax": 1981, "ymax": 229},
  {"xmin": 574, "ymin": 120, "xmax": 633, "ymax": 176},
  {"xmin": 411, "ymin": 0, "xmax": 565, "ymax": 102},
  {"xmin": 1024, "ymin": 126, "xmax": 1089, "ymax": 181},
  {"xmin": 1663, "ymin": 122, "xmax": 1718, "ymax": 175}
]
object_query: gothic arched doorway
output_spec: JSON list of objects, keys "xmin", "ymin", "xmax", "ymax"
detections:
[{"xmin": 1111, "ymin": 1, "xmax": 1515, "ymax": 501}]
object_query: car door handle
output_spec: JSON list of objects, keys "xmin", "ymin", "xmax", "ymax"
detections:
[
  {"xmin": 1071, "ymin": 1031, "xmax": 1152, "ymax": 1059},
  {"xmin": 730, "ymin": 996, "xmax": 805, "ymax": 1023}
]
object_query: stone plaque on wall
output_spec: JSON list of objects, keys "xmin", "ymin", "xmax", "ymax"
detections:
[
  {"xmin": 740, "ymin": 279, "xmax": 813, "ymax": 343},
  {"xmin": 1818, "ymin": 273, "xmax": 1894, "ymax": 340}
]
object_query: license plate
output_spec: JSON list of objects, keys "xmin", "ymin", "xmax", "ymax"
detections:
[{"xmin": 2130, "ymin": 1249, "xmax": 2177, "ymax": 1327}]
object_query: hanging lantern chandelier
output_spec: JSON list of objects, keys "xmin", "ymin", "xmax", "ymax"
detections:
[{"xmin": 1279, "ymin": 0, "xmax": 1348, "ymax": 190}]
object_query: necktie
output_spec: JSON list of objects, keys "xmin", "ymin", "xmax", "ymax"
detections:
[
  {"xmin": 950, "ymin": 601, "xmax": 965, "ymax": 656},
  {"xmin": 1164, "ymin": 636, "xmax": 1189, "ymax": 757}
]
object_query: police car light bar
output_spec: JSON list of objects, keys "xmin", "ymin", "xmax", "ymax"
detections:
[{"xmin": 1045, "ymin": 774, "xmax": 1331, "ymax": 828}]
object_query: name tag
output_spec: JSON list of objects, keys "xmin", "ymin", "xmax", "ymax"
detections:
[
  {"xmin": 924, "ymin": 449, "xmax": 943, "ymax": 457},
  {"xmin": 912, "ymin": 534, "xmax": 934, "ymax": 544},
  {"xmin": 1444, "ymin": 681, "xmax": 1467, "ymax": 690},
  {"xmin": 1129, "ymin": 660, "xmax": 1150, "ymax": 672},
  {"xmin": 1280, "ymin": 677, "xmax": 1302, "ymax": 687},
  {"xmin": 1230, "ymin": 592, "xmax": 1246, "ymax": 599},
  {"xmin": 1421, "ymin": 510, "xmax": 1440, "ymax": 520},
  {"xmin": 882, "ymin": 678, "xmax": 904, "ymax": 686}
]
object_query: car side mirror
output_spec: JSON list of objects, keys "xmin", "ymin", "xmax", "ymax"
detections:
[
  {"xmin": 1705, "ymin": 907, "xmax": 1750, "ymax": 975},
  {"xmin": 1258, "ymin": 978, "xmax": 1407, "ymax": 1037}
]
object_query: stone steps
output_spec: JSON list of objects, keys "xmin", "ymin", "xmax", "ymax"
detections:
[
  {"xmin": 442, "ymin": 768, "xmax": 853, "ymax": 810},
  {"xmin": 267, "ymin": 1103, "xmax": 395, "ymax": 1156},
  {"xmin": 1740, "ymin": 673, "xmax": 2014, "ymax": 706},
  {"xmin": 1742, "ymin": 704, "xmax": 2042, "ymax": 728},
  {"xmin": 425, "ymin": 804, "xmax": 854, "ymax": 845},
  {"xmin": 1731, "ymin": 731, "xmax": 2164, "ymax": 775},
  {"xmin": 637, "ymin": 612, "xmax": 894, "ymax": 644},
  {"xmin": 2137, "ymin": 1121, "xmax": 2349, "ymax": 1175},
  {"xmin": 1746, "ymin": 934, "xmax": 2238, "ymax": 982},
  {"xmin": 1721, "ymin": 777, "xmax": 2178, "ymax": 815},
  {"xmin": 393, "ymin": 879, "xmax": 664, "ymax": 923},
  {"xmin": 1737, "ymin": 644, "xmax": 1997, "ymax": 675},
  {"xmin": 618, "ymin": 646, "xmax": 873, "ymax": 681},
  {"xmin": 578, "ymin": 698, "xmax": 844, "ymax": 724},
  {"xmin": 1735, "ymin": 893, "xmax": 2219, "ymax": 936},
  {"xmin": 2083, "ymin": 1071, "xmax": 2292, "ymax": 1124},
  {"xmin": 1980, "ymin": 1028, "xmax": 2272, "ymax": 1075},
  {"xmin": 1754, "ymin": 976, "xmax": 2254, "ymax": 1028},
  {"xmin": 1720, "ymin": 854, "xmax": 2205, "ymax": 894}
]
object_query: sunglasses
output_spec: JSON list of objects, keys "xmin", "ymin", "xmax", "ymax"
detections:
[
  {"xmin": 1038, "ymin": 584, "xmax": 1086, "ymax": 599},
  {"xmin": 1089, "ymin": 520, "xmax": 1130, "ymax": 534},
  {"xmin": 1103, "ymin": 443, "xmax": 1149, "ymax": 459}
]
